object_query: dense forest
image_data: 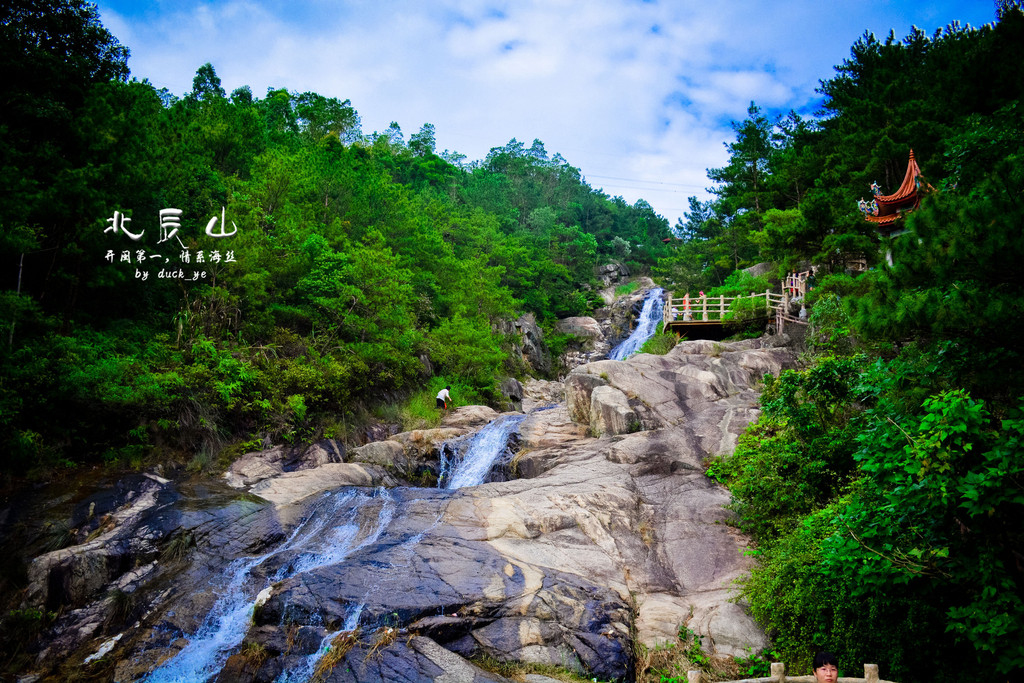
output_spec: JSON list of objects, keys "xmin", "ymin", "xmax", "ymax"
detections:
[
  {"xmin": 2, "ymin": 1, "xmax": 1024, "ymax": 682},
  {"xmin": 688, "ymin": 4, "xmax": 1024, "ymax": 682},
  {"xmin": 0, "ymin": 0, "xmax": 672, "ymax": 476}
]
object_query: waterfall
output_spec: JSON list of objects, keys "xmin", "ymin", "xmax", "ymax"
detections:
[
  {"xmin": 608, "ymin": 287, "xmax": 664, "ymax": 361},
  {"xmin": 143, "ymin": 413, "xmax": 525, "ymax": 682},
  {"xmin": 274, "ymin": 605, "xmax": 364, "ymax": 683},
  {"xmin": 441, "ymin": 413, "xmax": 527, "ymax": 490},
  {"xmin": 143, "ymin": 488, "xmax": 394, "ymax": 683}
]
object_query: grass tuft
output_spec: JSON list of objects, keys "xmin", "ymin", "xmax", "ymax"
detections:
[{"xmin": 311, "ymin": 629, "xmax": 359, "ymax": 682}]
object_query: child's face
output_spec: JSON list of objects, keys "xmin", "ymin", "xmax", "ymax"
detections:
[{"xmin": 814, "ymin": 664, "xmax": 839, "ymax": 683}]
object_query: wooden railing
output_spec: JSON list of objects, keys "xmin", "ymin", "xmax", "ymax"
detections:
[
  {"xmin": 784, "ymin": 270, "xmax": 812, "ymax": 299},
  {"xmin": 665, "ymin": 272, "xmax": 815, "ymax": 335},
  {"xmin": 687, "ymin": 663, "xmax": 896, "ymax": 683},
  {"xmin": 663, "ymin": 291, "xmax": 782, "ymax": 324}
]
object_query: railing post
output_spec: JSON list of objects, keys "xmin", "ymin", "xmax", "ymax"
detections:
[
  {"xmin": 864, "ymin": 663, "xmax": 879, "ymax": 683},
  {"xmin": 771, "ymin": 661, "xmax": 786, "ymax": 682},
  {"xmin": 687, "ymin": 670, "xmax": 702, "ymax": 683}
]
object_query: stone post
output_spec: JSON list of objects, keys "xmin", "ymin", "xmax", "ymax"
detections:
[
  {"xmin": 864, "ymin": 664, "xmax": 879, "ymax": 683},
  {"xmin": 771, "ymin": 662, "xmax": 787, "ymax": 682}
]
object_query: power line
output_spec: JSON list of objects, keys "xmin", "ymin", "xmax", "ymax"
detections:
[{"xmin": 584, "ymin": 173, "xmax": 707, "ymax": 189}]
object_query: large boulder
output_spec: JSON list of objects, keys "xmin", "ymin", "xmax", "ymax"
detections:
[
  {"xmin": 16, "ymin": 336, "xmax": 798, "ymax": 682},
  {"xmin": 589, "ymin": 385, "xmax": 638, "ymax": 437},
  {"xmin": 348, "ymin": 439, "xmax": 408, "ymax": 469},
  {"xmin": 594, "ymin": 262, "xmax": 630, "ymax": 288},
  {"xmin": 247, "ymin": 463, "xmax": 397, "ymax": 506},
  {"xmin": 563, "ymin": 372, "xmax": 608, "ymax": 424},
  {"xmin": 499, "ymin": 378, "xmax": 525, "ymax": 410},
  {"xmin": 223, "ymin": 439, "xmax": 345, "ymax": 489},
  {"xmin": 553, "ymin": 316, "xmax": 604, "ymax": 345},
  {"xmin": 521, "ymin": 378, "xmax": 563, "ymax": 412},
  {"xmin": 442, "ymin": 405, "xmax": 501, "ymax": 429},
  {"xmin": 498, "ymin": 313, "xmax": 551, "ymax": 375}
]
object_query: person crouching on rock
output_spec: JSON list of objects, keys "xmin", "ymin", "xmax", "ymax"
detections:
[{"xmin": 436, "ymin": 385, "xmax": 451, "ymax": 410}]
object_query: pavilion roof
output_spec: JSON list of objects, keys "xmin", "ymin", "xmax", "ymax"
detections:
[
  {"xmin": 858, "ymin": 150, "xmax": 933, "ymax": 231},
  {"xmin": 875, "ymin": 149, "xmax": 924, "ymax": 207}
]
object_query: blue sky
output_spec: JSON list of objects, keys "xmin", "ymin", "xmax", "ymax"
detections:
[{"xmin": 94, "ymin": 0, "xmax": 995, "ymax": 225}]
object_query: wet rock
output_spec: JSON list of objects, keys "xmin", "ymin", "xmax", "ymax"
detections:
[
  {"xmin": 272, "ymin": 635, "xmax": 513, "ymax": 683},
  {"xmin": 13, "ymin": 334, "xmax": 798, "ymax": 682},
  {"xmin": 223, "ymin": 439, "xmax": 345, "ymax": 489},
  {"xmin": 254, "ymin": 493, "xmax": 633, "ymax": 679},
  {"xmin": 442, "ymin": 405, "xmax": 501, "ymax": 429},
  {"xmin": 247, "ymin": 463, "xmax": 397, "ymax": 506},
  {"xmin": 24, "ymin": 473, "xmax": 177, "ymax": 612},
  {"xmin": 409, "ymin": 636, "xmax": 514, "ymax": 682}
]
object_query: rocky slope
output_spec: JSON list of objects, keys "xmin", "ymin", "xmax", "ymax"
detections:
[{"xmin": 10, "ymin": 336, "xmax": 796, "ymax": 682}]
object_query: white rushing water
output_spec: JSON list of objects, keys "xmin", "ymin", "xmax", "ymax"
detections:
[
  {"xmin": 608, "ymin": 287, "xmax": 665, "ymax": 361},
  {"xmin": 442, "ymin": 413, "xmax": 527, "ymax": 490},
  {"xmin": 274, "ymin": 604, "xmax": 364, "ymax": 683},
  {"xmin": 145, "ymin": 412, "xmax": 526, "ymax": 682},
  {"xmin": 144, "ymin": 488, "xmax": 394, "ymax": 683}
]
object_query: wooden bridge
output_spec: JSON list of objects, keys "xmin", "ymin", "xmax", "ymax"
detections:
[{"xmin": 662, "ymin": 271, "xmax": 813, "ymax": 340}]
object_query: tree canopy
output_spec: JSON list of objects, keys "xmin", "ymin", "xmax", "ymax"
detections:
[
  {"xmin": 3, "ymin": 4, "xmax": 1024, "ymax": 682},
  {"xmin": 699, "ymin": 9, "xmax": 1024, "ymax": 682},
  {"xmin": 0, "ymin": 0, "xmax": 671, "ymax": 475}
]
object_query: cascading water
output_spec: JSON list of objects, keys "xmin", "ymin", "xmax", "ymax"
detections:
[
  {"xmin": 274, "ymin": 606, "xmax": 363, "ymax": 683},
  {"xmin": 143, "ymin": 413, "xmax": 526, "ymax": 682},
  {"xmin": 440, "ymin": 413, "xmax": 527, "ymax": 490},
  {"xmin": 608, "ymin": 287, "xmax": 665, "ymax": 361},
  {"xmin": 143, "ymin": 488, "xmax": 394, "ymax": 683},
  {"xmin": 271, "ymin": 415, "xmax": 525, "ymax": 679}
]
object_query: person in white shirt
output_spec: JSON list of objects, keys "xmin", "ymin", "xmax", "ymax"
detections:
[{"xmin": 436, "ymin": 385, "xmax": 451, "ymax": 410}]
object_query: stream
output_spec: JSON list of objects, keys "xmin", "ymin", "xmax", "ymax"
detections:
[
  {"xmin": 142, "ymin": 413, "xmax": 526, "ymax": 682},
  {"xmin": 608, "ymin": 287, "xmax": 664, "ymax": 360}
]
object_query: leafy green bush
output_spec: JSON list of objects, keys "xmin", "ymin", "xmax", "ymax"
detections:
[
  {"xmin": 721, "ymin": 346, "xmax": 1024, "ymax": 682},
  {"xmin": 426, "ymin": 315, "xmax": 505, "ymax": 393},
  {"xmin": 806, "ymin": 294, "xmax": 856, "ymax": 356},
  {"xmin": 715, "ymin": 358, "xmax": 865, "ymax": 545},
  {"xmin": 708, "ymin": 269, "xmax": 773, "ymax": 298},
  {"xmin": 639, "ymin": 332, "xmax": 677, "ymax": 355},
  {"xmin": 615, "ymin": 281, "xmax": 638, "ymax": 297}
]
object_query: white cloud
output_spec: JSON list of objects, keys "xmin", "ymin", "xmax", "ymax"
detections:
[{"xmin": 95, "ymin": 0, "xmax": 995, "ymax": 224}]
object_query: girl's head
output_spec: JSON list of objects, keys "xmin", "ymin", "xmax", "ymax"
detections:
[{"xmin": 813, "ymin": 652, "xmax": 839, "ymax": 683}]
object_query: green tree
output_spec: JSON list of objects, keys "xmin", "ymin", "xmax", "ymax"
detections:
[{"xmin": 189, "ymin": 62, "xmax": 225, "ymax": 101}]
